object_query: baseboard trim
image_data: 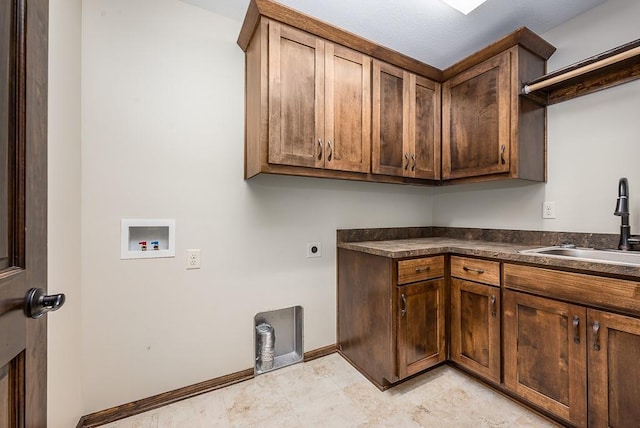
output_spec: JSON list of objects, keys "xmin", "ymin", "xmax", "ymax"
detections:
[
  {"xmin": 303, "ymin": 343, "xmax": 337, "ymax": 362},
  {"xmin": 76, "ymin": 367, "xmax": 254, "ymax": 428},
  {"xmin": 76, "ymin": 344, "xmax": 337, "ymax": 427}
]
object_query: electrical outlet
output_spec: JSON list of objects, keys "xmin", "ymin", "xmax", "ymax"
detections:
[
  {"xmin": 542, "ymin": 201, "xmax": 556, "ymax": 219},
  {"xmin": 306, "ymin": 242, "xmax": 321, "ymax": 258},
  {"xmin": 186, "ymin": 249, "xmax": 201, "ymax": 269}
]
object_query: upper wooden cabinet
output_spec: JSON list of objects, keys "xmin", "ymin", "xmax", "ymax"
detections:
[
  {"xmin": 443, "ymin": 52, "xmax": 510, "ymax": 179},
  {"xmin": 240, "ymin": 1, "xmax": 555, "ymax": 185},
  {"xmin": 372, "ymin": 61, "xmax": 441, "ymax": 180},
  {"xmin": 267, "ymin": 22, "xmax": 371, "ymax": 173},
  {"xmin": 443, "ymin": 46, "xmax": 548, "ymax": 181}
]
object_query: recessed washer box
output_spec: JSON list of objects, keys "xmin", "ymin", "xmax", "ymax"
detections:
[{"xmin": 121, "ymin": 219, "xmax": 175, "ymax": 259}]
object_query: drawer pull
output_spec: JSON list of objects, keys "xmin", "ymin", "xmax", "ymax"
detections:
[
  {"xmin": 463, "ymin": 266, "xmax": 485, "ymax": 274},
  {"xmin": 415, "ymin": 266, "xmax": 431, "ymax": 273},
  {"xmin": 317, "ymin": 139, "xmax": 323, "ymax": 159},
  {"xmin": 404, "ymin": 152, "xmax": 410, "ymax": 170},
  {"xmin": 490, "ymin": 295, "xmax": 496, "ymax": 318},
  {"xmin": 411, "ymin": 153, "xmax": 416, "ymax": 171},
  {"xmin": 573, "ymin": 316, "xmax": 580, "ymax": 344},
  {"xmin": 327, "ymin": 140, "xmax": 333, "ymax": 161},
  {"xmin": 593, "ymin": 321, "xmax": 601, "ymax": 351},
  {"xmin": 401, "ymin": 293, "xmax": 407, "ymax": 317}
]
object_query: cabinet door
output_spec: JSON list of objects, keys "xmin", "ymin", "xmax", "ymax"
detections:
[
  {"xmin": 442, "ymin": 51, "xmax": 511, "ymax": 180},
  {"xmin": 410, "ymin": 74, "xmax": 440, "ymax": 179},
  {"xmin": 504, "ymin": 290, "xmax": 587, "ymax": 427},
  {"xmin": 588, "ymin": 309, "xmax": 640, "ymax": 428},
  {"xmin": 324, "ymin": 44, "xmax": 371, "ymax": 173},
  {"xmin": 397, "ymin": 279, "xmax": 446, "ymax": 379},
  {"xmin": 372, "ymin": 60, "xmax": 408, "ymax": 176},
  {"xmin": 450, "ymin": 279, "xmax": 500, "ymax": 383},
  {"xmin": 268, "ymin": 23, "xmax": 324, "ymax": 168}
]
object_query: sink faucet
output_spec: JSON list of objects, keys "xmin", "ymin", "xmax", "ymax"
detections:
[{"xmin": 614, "ymin": 177, "xmax": 640, "ymax": 250}]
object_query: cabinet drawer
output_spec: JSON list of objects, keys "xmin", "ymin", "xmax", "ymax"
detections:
[
  {"xmin": 397, "ymin": 256, "xmax": 444, "ymax": 285},
  {"xmin": 504, "ymin": 263, "xmax": 640, "ymax": 317},
  {"xmin": 450, "ymin": 256, "xmax": 500, "ymax": 286}
]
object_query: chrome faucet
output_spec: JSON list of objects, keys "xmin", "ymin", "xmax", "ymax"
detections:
[{"xmin": 614, "ymin": 177, "xmax": 640, "ymax": 250}]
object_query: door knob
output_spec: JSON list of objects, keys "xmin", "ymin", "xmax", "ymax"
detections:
[{"xmin": 25, "ymin": 288, "xmax": 66, "ymax": 319}]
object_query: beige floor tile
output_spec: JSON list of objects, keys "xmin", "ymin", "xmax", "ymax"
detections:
[
  {"xmin": 290, "ymin": 388, "xmax": 370, "ymax": 427},
  {"xmin": 102, "ymin": 354, "xmax": 561, "ymax": 428}
]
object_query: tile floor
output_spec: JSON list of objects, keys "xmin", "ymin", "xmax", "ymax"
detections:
[{"xmin": 102, "ymin": 353, "xmax": 559, "ymax": 427}]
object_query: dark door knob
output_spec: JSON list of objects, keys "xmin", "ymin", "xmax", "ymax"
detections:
[{"xmin": 25, "ymin": 288, "xmax": 66, "ymax": 319}]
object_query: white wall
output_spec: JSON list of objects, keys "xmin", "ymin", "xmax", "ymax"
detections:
[
  {"xmin": 47, "ymin": 0, "xmax": 83, "ymax": 426},
  {"xmin": 80, "ymin": 0, "xmax": 433, "ymax": 414},
  {"xmin": 433, "ymin": 0, "xmax": 640, "ymax": 234}
]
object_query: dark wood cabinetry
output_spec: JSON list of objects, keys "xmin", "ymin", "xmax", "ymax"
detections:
[
  {"xmin": 587, "ymin": 309, "xmax": 640, "ymax": 428},
  {"xmin": 338, "ymin": 244, "xmax": 640, "ymax": 425},
  {"xmin": 337, "ymin": 249, "xmax": 445, "ymax": 389},
  {"xmin": 450, "ymin": 257, "xmax": 501, "ymax": 383},
  {"xmin": 241, "ymin": 2, "xmax": 555, "ymax": 186},
  {"xmin": 503, "ymin": 263, "xmax": 640, "ymax": 427},
  {"xmin": 372, "ymin": 61, "xmax": 440, "ymax": 180},
  {"xmin": 450, "ymin": 280, "xmax": 500, "ymax": 383},
  {"xmin": 503, "ymin": 290, "xmax": 587, "ymax": 427},
  {"xmin": 442, "ymin": 47, "xmax": 548, "ymax": 182},
  {"xmin": 443, "ymin": 52, "xmax": 511, "ymax": 180},
  {"xmin": 267, "ymin": 22, "xmax": 371, "ymax": 173},
  {"xmin": 397, "ymin": 278, "xmax": 446, "ymax": 378}
]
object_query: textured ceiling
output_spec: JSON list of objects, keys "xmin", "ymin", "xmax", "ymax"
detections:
[{"xmin": 181, "ymin": 0, "xmax": 607, "ymax": 69}]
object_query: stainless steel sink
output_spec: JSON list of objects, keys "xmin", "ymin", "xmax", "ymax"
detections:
[{"xmin": 519, "ymin": 246, "xmax": 640, "ymax": 266}]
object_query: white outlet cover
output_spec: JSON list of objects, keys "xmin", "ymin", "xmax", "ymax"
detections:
[
  {"xmin": 542, "ymin": 201, "xmax": 556, "ymax": 219},
  {"xmin": 306, "ymin": 242, "xmax": 322, "ymax": 258},
  {"xmin": 186, "ymin": 249, "xmax": 201, "ymax": 269}
]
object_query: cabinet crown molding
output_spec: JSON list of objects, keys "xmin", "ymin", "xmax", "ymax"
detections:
[{"xmin": 238, "ymin": 0, "xmax": 556, "ymax": 83}]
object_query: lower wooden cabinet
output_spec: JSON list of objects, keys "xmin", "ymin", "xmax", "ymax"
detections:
[
  {"xmin": 503, "ymin": 290, "xmax": 588, "ymax": 427},
  {"xmin": 397, "ymin": 279, "xmax": 446, "ymax": 379},
  {"xmin": 339, "ymin": 250, "xmax": 640, "ymax": 425},
  {"xmin": 450, "ymin": 278, "xmax": 500, "ymax": 383},
  {"xmin": 337, "ymin": 249, "xmax": 445, "ymax": 389},
  {"xmin": 504, "ymin": 263, "xmax": 640, "ymax": 427},
  {"xmin": 588, "ymin": 309, "xmax": 640, "ymax": 427}
]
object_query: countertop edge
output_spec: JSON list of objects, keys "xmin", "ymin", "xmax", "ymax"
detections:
[{"xmin": 338, "ymin": 238, "xmax": 640, "ymax": 279}]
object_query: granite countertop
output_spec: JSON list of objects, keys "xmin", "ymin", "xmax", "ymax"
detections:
[{"xmin": 338, "ymin": 237, "xmax": 640, "ymax": 279}]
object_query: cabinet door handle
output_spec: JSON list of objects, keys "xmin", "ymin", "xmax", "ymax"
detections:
[
  {"xmin": 415, "ymin": 266, "xmax": 430, "ymax": 273},
  {"xmin": 411, "ymin": 154, "xmax": 416, "ymax": 171},
  {"xmin": 317, "ymin": 139, "xmax": 323, "ymax": 160},
  {"xmin": 462, "ymin": 266, "xmax": 485, "ymax": 274},
  {"xmin": 573, "ymin": 315, "xmax": 580, "ymax": 344},
  {"xmin": 500, "ymin": 144, "xmax": 506, "ymax": 165},
  {"xmin": 404, "ymin": 152, "xmax": 410, "ymax": 170},
  {"xmin": 490, "ymin": 295, "xmax": 496, "ymax": 318},
  {"xmin": 327, "ymin": 140, "xmax": 333, "ymax": 161},
  {"xmin": 401, "ymin": 293, "xmax": 407, "ymax": 317},
  {"xmin": 593, "ymin": 321, "xmax": 601, "ymax": 351}
]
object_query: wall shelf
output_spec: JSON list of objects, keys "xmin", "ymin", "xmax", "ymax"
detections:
[{"xmin": 522, "ymin": 38, "xmax": 640, "ymax": 105}]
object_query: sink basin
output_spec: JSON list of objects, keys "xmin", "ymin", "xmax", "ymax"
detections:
[{"xmin": 519, "ymin": 246, "xmax": 640, "ymax": 266}]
